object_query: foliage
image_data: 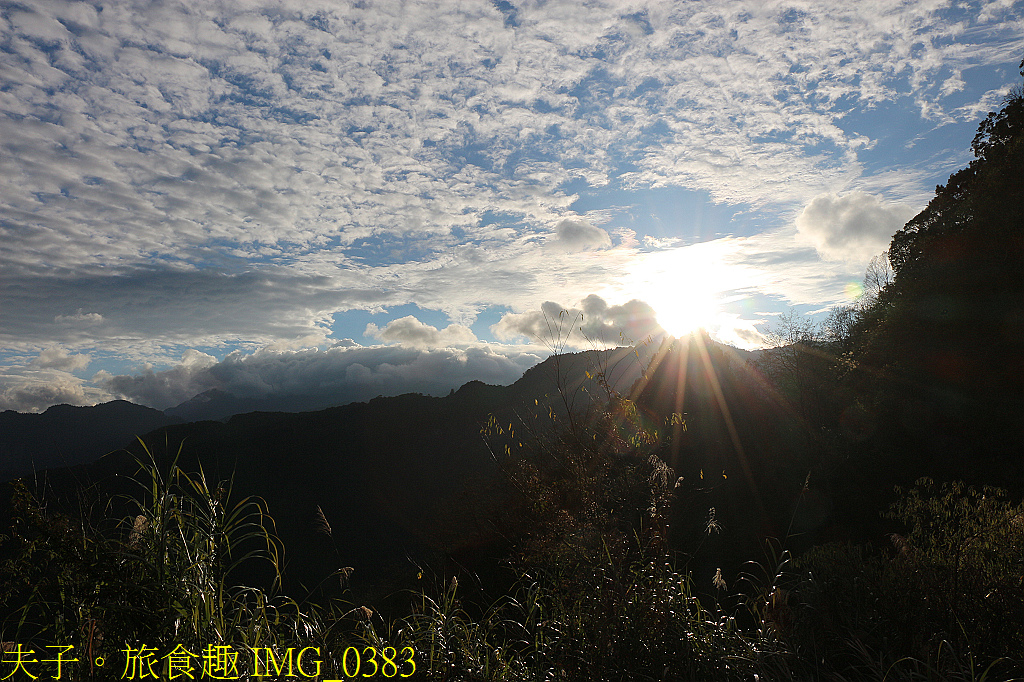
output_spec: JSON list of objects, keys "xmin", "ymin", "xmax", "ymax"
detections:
[
  {"xmin": 481, "ymin": 310, "xmax": 677, "ymax": 572},
  {"xmin": 889, "ymin": 58, "xmax": 1024, "ymax": 277},
  {"xmin": 886, "ymin": 479, "xmax": 1024, "ymax": 661},
  {"xmin": 363, "ymin": 537, "xmax": 793, "ymax": 682},
  {"xmin": 867, "ymin": 62, "xmax": 1024, "ymax": 453},
  {"xmin": 0, "ymin": 439, "xmax": 371, "ymax": 679},
  {"xmin": 783, "ymin": 479, "xmax": 1024, "ymax": 680}
]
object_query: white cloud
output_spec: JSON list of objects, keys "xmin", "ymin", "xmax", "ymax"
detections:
[
  {"xmin": 547, "ymin": 218, "xmax": 612, "ymax": 252},
  {"xmin": 953, "ymin": 85, "xmax": 1015, "ymax": 121},
  {"xmin": 705, "ymin": 313, "xmax": 767, "ymax": 351},
  {"xmin": 0, "ymin": 368, "xmax": 98, "ymax": 412},
  {"xmin": 795, "ymin": 192, "xmax": 918, "ymax": 262},
  {"xmin": 940, "ymin": 69, "xmax": 966, "ymax": 97},
  {"xmin": 180, "ymin": 348, "xmax": 218, "ymax": 369},
  {"xmin": 96, "ymin": 341, "xmax": 543, "ymax": 411},
  {"xmin": 2, "ymin": 0, "xmax": 1022, "ymax": 411},
  {"xmin": 492, "ymin": 295, "xmax": 663, "ymax": 348},
  {"xmin": 1, "ymin": 0, "xmax": 1017, "ymax": 284},
  {"xmin": 366, "ymin": 316, "xmax": 478, "ymax": 348},
  {"xmin": 54, "ymin": 310, "xmax": 104, "ymax": 325},
  {"xmin": 32, "ymin": 345, "xmax": 91, "ymax": 372}
]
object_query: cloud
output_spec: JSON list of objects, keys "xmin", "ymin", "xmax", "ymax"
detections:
[
  {"xmin": 0, "ymin": 267, "xmax": 390, "ymax": 352},
  {"xmin": 705, "ymin": 313, "xmax": 768, "ymax": 351},
  {"xmin": 32, "ymin": 345, "xmax": 91, "ymax": 372},
  {"xmin": 180, "ymin": 348, "xmax": 218, "ymax": 369},
  {"xmin": 0, "ymin": 369, "xmax": 96, "ymax": 412},
  {"xmin": 94, "ymin": 363, "xmax": 212, "ymax": 413},
  {"xmin": 547, "ymin": 218, "xmax": 612, "ymax": 252},
  {"xmin": 1, "ymin": 0, "xmax": 1015, "ymax": 289},
  {"xmin": 492, "ymin": 295, "xmax": 662, "ymax": 348},
  {"xmin": 365, "ymin": 316, "xmax": 478, "ymax": 348},
  {"xmin": 2, "ymin": 0, "xmax": 1022, "ymax": 412},
  {"xmin": 96, "ymin": 338, "xmax": 543, "ymax": 411},
  {"xmin": 54, "ymin": 310, "xmax": 105, "ymax": 325},
  {"xmin": 940, "ymin": 69, "xmax": 966, "ymax": 97},
  {"xmin": 795, "ymin": 192, "xmax": 917, "ymax": 262}
]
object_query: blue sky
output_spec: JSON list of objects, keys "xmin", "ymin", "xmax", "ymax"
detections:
[{"xmin": 1, "ymin": 0, "xmax": 1022, "ymax": 412}]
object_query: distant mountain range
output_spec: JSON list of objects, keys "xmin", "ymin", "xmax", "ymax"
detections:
[
  {"xmin": 0, "ymin": 400, "xmax": 180, "ymax": 482},
  {"xmin": 165, "ymin": 387, "xmax": 346, "ymax": 422},
  {"xmin": 0, "ymin": 344, "xmax": 652, "ymax": 479}
]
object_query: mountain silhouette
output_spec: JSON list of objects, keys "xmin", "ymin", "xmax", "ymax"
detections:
[{"xmin": 0, "ymin": 400, "xmax": 179, "ymax": 482}]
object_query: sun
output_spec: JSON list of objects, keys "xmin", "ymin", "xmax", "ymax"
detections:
[
  {"xmin": 618, "ymin": 243, "xmax": 731, "ymax": 338},
  {"xmin": 648, "ymin": 286, "xmax": 720, "ymax": 338}
]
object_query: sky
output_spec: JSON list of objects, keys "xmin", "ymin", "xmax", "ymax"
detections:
[{"xmin": 1, "ymin": 0, "xmax": 1022, "ymax": 413}]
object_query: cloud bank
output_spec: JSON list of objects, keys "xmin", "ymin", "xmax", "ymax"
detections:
[
  {"xmin": 97, "ymin": 342, "xmax": 544, "ymax": 413},
  {"xmin": 94, "ymin": 298, "xmax": 660, "ymax": 413}
]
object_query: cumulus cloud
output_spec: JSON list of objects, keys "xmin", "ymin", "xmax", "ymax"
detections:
[
  {"xmin": 32, "ymin": 346, "xmax": 92, "ymax": 372},
  {"xmin": 365, "ymin": 316, "xmax": 478, "ymax": 348},
  {"xmin": 492, "ymin": 295, "xmax": 663, "ymax": 348},
  {"xmin": 87, "ymin": 349, "xmax": 218, "ymax": 411},
  {"xmin": 94, "ymin": 364, "xmax": 211, "ymax": 412},
  {"xmin": 96, "ymin": 342, "xmax": 543, "ymax": 412},
  {"xmin": 0, "ymin": 369, "xmax": 97, "ymax": 412},
  {"xmin": 547, "ymin": 218, "xmax": 612, "ymax": 252},
  {"xmin": 795, "ymin": 192, "xmax": 917, "ymax": 262},
  {"xmin": 180, "ymin": 349, "xmax": 218, "ymax": 369}
]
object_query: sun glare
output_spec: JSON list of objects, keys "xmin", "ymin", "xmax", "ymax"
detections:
[
  {"xmin": 617, "ymin": 243, "xmax": 735, "ymax": 339},
  {"xmin": 648, "ymin": 286, "xmax": 720, "ymax": 338}
]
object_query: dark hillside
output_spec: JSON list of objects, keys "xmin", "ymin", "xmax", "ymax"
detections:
[
  {"xmin": 0, "ymin": 400, "xmax": 179, "ymax": 482},
  {"xmin": 848, "ymin": 77, "xmax": 1024, "ymax": 492},
  {"xmin": 626, "ymin": 334, "xmax": 829, "ymax": 575}
]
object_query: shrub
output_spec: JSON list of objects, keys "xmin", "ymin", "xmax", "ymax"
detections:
[{"xmin": 786, "ymin": 478, "xmax": 1024, "ymax": 679}]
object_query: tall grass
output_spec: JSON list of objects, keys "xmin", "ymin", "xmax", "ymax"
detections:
[
  {"xmin": 355, "ymin": 531, "xmax": 797, "ymax": 681},
  {"xmin": 3, "ymin": 435, "xmax": 1023, "ymax": 681},
  {"xmin": 0, "ymin": 439, "xmax": 370, "ymax": 679}
]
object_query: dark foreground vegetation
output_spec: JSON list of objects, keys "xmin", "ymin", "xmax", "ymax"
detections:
[{"xmin": 2, "ymin": 63, "xmax": 1023, "ymax": 681}]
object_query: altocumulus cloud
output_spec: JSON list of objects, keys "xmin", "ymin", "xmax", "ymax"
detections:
[
  {"xmin": 2, "ymin": 0, "xmax": 1021, "ymax": 413},
  {"xmin": 96, "ymin": 343, "xmax": 543, "ymax": 412},
  {"xmin": 796, "ymin": 192, "xmax": 917, "ymax": 262}
]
